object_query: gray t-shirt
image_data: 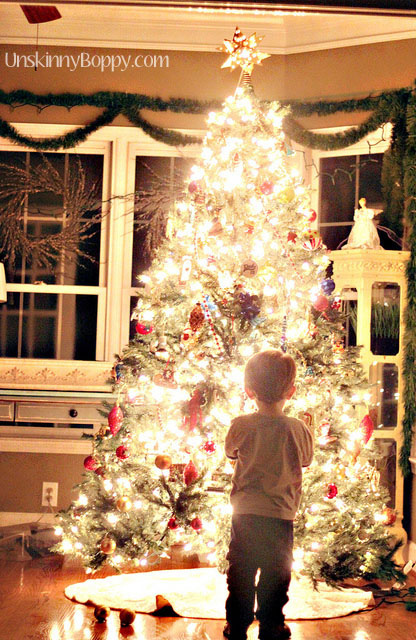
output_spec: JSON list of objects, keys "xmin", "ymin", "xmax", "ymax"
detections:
[{"xmin": 225, "ymin": 412, "xmax": 314, "ymax": 520}]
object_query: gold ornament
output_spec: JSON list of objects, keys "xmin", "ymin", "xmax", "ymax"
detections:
[
  {"xmin": 100, "ymin": 536, "xmax": 116, "ymax": 554},
  {"xmin": 94, "ymin": 605, "xmax": 110, "ymax": 622},
  {"xmin": 219, "ymin": 27, "xmax": 270, "ymax": 74},
  {"xmin": 155, "ymin": 454, "xmax": 172, "ymax": 470},
  {"xmin": 120, "ymin": 608, "xmax": 136, "ymax": 626},
  {"xmin": 116, "ymin": 496, "xmax": 132, "ymax": 512}
]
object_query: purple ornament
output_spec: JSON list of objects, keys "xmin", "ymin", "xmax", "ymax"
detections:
[{"xmin": 321, "ymin": 279, "xmax": 336, "ymax": 296}]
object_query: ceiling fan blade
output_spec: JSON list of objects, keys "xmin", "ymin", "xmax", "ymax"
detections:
[{"xmin": 20, "ymin": 5, "xmax": 62, "ymax": 24}]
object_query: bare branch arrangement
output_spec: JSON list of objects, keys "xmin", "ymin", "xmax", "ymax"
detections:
[
  {"xmin": 133, "ymin": 160, "xmax": 188, "ymax": 258},
  {"xmin": 0, "ymin": 154, "xmax": 102, "ymax": 271}
]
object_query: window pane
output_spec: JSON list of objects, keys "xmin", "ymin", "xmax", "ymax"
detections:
[
  {"xmin": 340, "ymin": 287, "xmax": 357, "ymax": 347},
  {"xmin": 319, "ymin": 225, "xmax": 352, "ymax": 251},
  {"xmin": 0, "ymin": 152, "xmax": 102, "ymax": 287},
  {"xmin": 132, "ymin": 156, "xmax": 193, "ymax": 286},
  {"xmin": 374, "ymin": 438, "xmax": 396, "ymax": 508},
  {"xmin": 0, "ymin": 293, "xmax": 98, "ymax": 360},
  {"xmin": 358, "ymin": 154, "xmax": 384, "ymax": 209},
  {"xmin": 369, "ymin": 363, "xmax": 398, "ymax": 430},
  {"xmin": 371, "ymin": 282, "xmax": 400, "ymax": 356},
  {"xmin": 320, "ymin": 156, "xmax": 356, "ymax": 224}
]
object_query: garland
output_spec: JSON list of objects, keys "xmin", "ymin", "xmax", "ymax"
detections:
[
  {"xmin": 0, "ymin": 84, "xmax": 416, "ymax": 474},
  {"xmin": 401, "ymin": 92, "xmax": 416, "ymax": 477},
  {"xmin": 0, "ymin": 86, "xmax": 413, "ymax": 151}
]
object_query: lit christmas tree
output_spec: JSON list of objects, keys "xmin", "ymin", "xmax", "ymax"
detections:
[{"xmin": 54, "ymin": 29, "xmax": 402, "ymax": 585}]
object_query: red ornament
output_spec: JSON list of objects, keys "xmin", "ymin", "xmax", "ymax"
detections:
[
  {"xmin": 327, "ymin": 483, "xmax": 338, "ymax": 499},
  {"xmin": 95, "ymin": 466, "xmax": 106, "ymax": 477},
  {"xmin": 167, "ymin": 517, "xmax": 179, "ymax": 530},
  {"xmin": 83, "ymin": 455, "xmax": 98, "ymax": 471},
  {"xmin": 189, "ymin": 303, "xmax": 205, "ymax": 332},
  {"xmin": 313, "ymin": 295, "xmax": 329, "ymax": 312},
  {"xmin": 260, "ymin": 180, "xmax": 274, "ymax": 195},
  {"xmin": 304, "ymin": 208, "xmax": 317, "ymax": 223},
  {"xmin": 188, "ymin": 181, "xmax": 199, "ymax": 194},
  {"xmin": 331, "ymin": 298, "xmax": 342, "ymax": 311},
  {"xmin": 135, "ymin": 322, "xmax": 153, "ymax": 335},
  {"xmin": 302, "ymin": 230, "xmax": 323, "ymax": 251},
  {"xmin": 108, "ymin": 405, "xmax": 124, "ymax": 435},
  {"xmin": 287, "ymin": 231, "xmax": 297, "ymax": 243},
  {"xmin": 382, "ymin": 507, "xmax": 396, "ymax": 526},
  {"xmin": 203, "ymin": 440, "xmax": 216, "ymax": 454},
  {"xmin": 190, "ymin": 517, "xmax": 203, "ymax": 531},
  {"xmin": 360, "ymin": 414, "xmax": 374, "ymax": 445},
  {"xmin": 116, "ymin": 445, "xmax": 130, "ymax": 460},
  {"xmin": 183, "ymin": 460, "xmax": 199, "ymax": 486}
]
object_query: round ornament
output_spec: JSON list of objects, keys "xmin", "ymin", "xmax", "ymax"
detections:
[
  {"xmin": 260, "ymin": 180, "xmax": 274, "ymax": 195},
  {"xmin": 327, "ymin": 483, "xmax": 338, "ymax": 499},
  {"xmin": 313, "ymin": 295, "xmax": 329, "ymax": 312},
  {"xmin": 190, "ymin": 517, "xmax": 203, "ymax": 531},
  {"xmin": 189, "ymin": 303, "xmax": 205, "ymax": 332},
  {"xmin": 155, "ymin": 454, "xmax": 172, "ymax": 470},
  {"xmin": 203, "ymin": 440, "xmax": 216, "ymax": 454},
  {"xmin": 304, "ymin": 208, "xmax": 317, "ymax": 223},
  {"xmin": 135, "ymin": 322, "xmax": 153, "ymax": 335},
  {"xmin": 278, "ymin": 186, "xmax": 295, "ymax": 203},
  {"xmin": 116, "ymin": 445, "xmax": 130, "ymax": 460},
  {"xmin": 241, "ymin": 259, "xmax": 258, "ymax": 278},
  {"xmin": 188, "ymin": 181, "xmax": 199, "ymax": 194},
  {"xmin": 95, "ymin": 466, "xmax": 106, "ymax": 477},
  {"xmin": 320, "ymin": 278, "xmax": 336, "ymax": 295},
  {"xmin": 382, "ymin": 507, "xmax": 396, "ymax": 526},
  {"xmin": 119, "ymin": 609, "xmax": 136, "ymax": 627},
  {"xmin": 84, "ymin": 455, "xmax": 98, "ymax": 471},
  {"xmin": 116, "ymin": 496, "xmax": 132, "ymax": 512},
  {"xmin": 167, "ymin": 517, "xmax": 179, "ymax": 530},
  {"xmin": 94, "ymin": 605, "xmax": 110, "ymax": 622},
  {"xmin": 302, "ymin": 230, "xmax": 323, "ymax": 251},
  {"xmin": 108, "ymin": 405, "xmax": 124, "ymax": 436},
  {"xmin": 100, "ymin": 537, "xmax": 116, "ymax": 555}
]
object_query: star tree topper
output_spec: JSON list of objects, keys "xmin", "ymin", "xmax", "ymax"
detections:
[{"xmin": 219, "ymin": 26, "xmax": 270, "ymax": 74}]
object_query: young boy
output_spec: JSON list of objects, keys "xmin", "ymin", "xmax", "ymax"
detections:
[{"xmin": 224, "ymin": 349, "xmax": 314, "ymax": 640}]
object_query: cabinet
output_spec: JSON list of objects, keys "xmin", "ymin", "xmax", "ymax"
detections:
[
  {"xmin": 0, "ymin": 391, "xmax": 113, "ymax": 454},
  {"xmin": 332, "ymin": 249, "xmax": 409, "ymax": 544}
]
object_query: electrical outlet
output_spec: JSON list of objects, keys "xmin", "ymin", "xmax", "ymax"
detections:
[{"xmin": 42, "ymin": 482, "xmax": 58, "ymax": 507}]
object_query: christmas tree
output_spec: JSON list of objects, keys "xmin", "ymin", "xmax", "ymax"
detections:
[{"xmin": 54, "ymin": 29, "xmax": 402, "ymax": 586}]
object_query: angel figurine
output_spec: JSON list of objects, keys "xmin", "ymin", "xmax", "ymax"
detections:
[{"xmin": 342, "ymin": 197, "xmax": 382, "ymax": 250}]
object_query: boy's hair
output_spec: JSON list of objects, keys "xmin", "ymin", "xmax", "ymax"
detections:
[{"xmin": 244, "ymin": 349, "xmax": 296, "ymax": 403}]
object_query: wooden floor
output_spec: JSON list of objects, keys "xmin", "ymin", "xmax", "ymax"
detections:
[{"xmin": 0, "ymin": 544, "xmax": 416, "ymax": 640}]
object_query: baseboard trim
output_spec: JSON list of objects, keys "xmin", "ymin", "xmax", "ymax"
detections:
[{"xmin": 0, "ymin": 511, "xmax": 56, "ymax": 527}]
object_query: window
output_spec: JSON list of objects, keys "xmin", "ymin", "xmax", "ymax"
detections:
[
  {"xmin": 128, "ymin": 154, "xmax": 195, "ymax": 339},
  {"xmin": 319, "ymin": 152, "xmax": 384, "ymax": 251},
  {"xmin": 0, "ymin": 148, "xmax": 107, "ymax": 361}
]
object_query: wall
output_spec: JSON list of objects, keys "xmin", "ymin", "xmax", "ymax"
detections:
[
  {"xmin": 1, "ymin": 38, "xmax": 416, "ymax": 133},
  {"xmin": 0, "ymin": 452, "xmax": 84, "ymax": 514},
  {"xmin": 1, "ymin": 35, "xmax": 416, "ymax": 542}
]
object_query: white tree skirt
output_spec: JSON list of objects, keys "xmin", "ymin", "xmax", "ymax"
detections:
[{"xmin": 65, "ymin": 568, "xmax": 374, "ymax": 620}]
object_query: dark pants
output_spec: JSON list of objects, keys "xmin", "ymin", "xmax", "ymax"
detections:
[{"xmin": 225, "ymin": 513, "xmax": 293, "ymax": 638}]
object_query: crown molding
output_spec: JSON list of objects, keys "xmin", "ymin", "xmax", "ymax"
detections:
[{"xmin": 0, "ymin": 5, "xmax": 415, "ymax": 53}]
